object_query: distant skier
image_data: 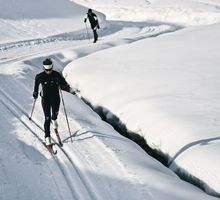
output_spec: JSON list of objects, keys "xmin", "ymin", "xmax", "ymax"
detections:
[
  {"xmin": 84, "ymin": 8, "xmax": 100, "ymax": 43},
  {"xmin": 33, "ymin": 58, "xmax": 70, "ymax": 150}
]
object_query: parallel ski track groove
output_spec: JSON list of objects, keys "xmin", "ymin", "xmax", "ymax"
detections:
[
  {"xmin": 0, "ymin": 94, "xmax": 79, "ymax": 200},
  {"xmin": 0, "ymin": 88, "xmax": 96, "ymax": 200}
]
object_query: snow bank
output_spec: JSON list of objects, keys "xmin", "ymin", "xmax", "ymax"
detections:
[
  {"xmin": 73, "ymin": 0, "xmax": 220, "ymax": 26},
  {"xmin": 64, "ymin": 21, "xmax": 220, "ymax": 196}
]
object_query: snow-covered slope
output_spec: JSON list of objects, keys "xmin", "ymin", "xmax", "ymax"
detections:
[
  {"xmin": 73, "ymin": 0, "xmax": 220, "ymax": 25},
  {"xmin": 0, "ymin": 57, "xmax": 217, "ymax": 199},
  {"xmin": 0, "ymin": 0, "xmax": 220, "ymax": 199},
  {"xmin": 0, "ymin": 0, "xmax": 105, "ymax": 44},
  {"xmin": 64, "ymin": 0, "xmax": 220, "ymax": 197}
]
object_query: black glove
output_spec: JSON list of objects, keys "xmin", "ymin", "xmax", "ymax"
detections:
[
  {"xmin": 75, "ymin": 88, "xmax": 80, "ymax": 93},
  {"xmin": 71, "ymin": 91, "xmax": 76, "ymax": 95},
  {"xmin": 33, "ymin": 92, "xmax": 38, "ymax": 99},
  {"xmin": 69, "ymin": 87, "xmax": 76, "ymax": 95},
  {"xmin": 84, "ymin": 19, "xmax": 87, "ymax": 23}
]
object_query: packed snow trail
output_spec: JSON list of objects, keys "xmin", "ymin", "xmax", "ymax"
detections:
[
  {"xmin": 0, "ymin": 63, "xmax": 200, "ymax": 200},
  {"xmin": 0, "ymin": 0, "xmax": 220, "ymax": 199},
  {"xmin": 0, "ymin": 91, "xmax": 76, "ymax": 200},
  {"xmin": 0, "ymin": 21, "xmax": 178, "ymax": 65},
  {"xmin": 0, "ymin": 45, "xmax": 217, "ymax": 200}
]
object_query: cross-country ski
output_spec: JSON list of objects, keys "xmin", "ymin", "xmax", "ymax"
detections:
[
  {"xmin": 43, "ymin": 142, "xmax": 57, "ymax": 155},
  {"xmin": 54, "ymin": 128, "xmax": 63, "ymax": 147}
]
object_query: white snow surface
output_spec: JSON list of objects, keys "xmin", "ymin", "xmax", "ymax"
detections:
[{"xmin": 0, "ymin": 0, "xmax": 220, "ymax": 199}]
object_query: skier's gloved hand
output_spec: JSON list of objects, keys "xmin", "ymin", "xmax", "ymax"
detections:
[
  {"xmin": 75, "ymin": 88, "xmax": 80, "ymax": 93},
  {"xmin": 84, "ymin": 19, "xmax": 87, "ymax": 23},
  {"xmin": 97, "ymin": 23, "xmax": 100, "ymax": 29},
  {"xmin": 69, "ymin": 87, "xmax": 76, "ymax": 95},
  {"xmin": 33, "ymin": 92, "xmax": 38, "ymax": 99},
  {"xmin": 71, "ymin": 91, "xmax": 76, "ymax": 95}
]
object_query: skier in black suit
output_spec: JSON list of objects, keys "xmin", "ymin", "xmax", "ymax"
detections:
[
  {"xmin": 84, "ymin": 8, "xmax": 100, "ymax": 43},
  {"xmin": 33, "ymin": 58, "xmax": 70, "ymax": 148}
]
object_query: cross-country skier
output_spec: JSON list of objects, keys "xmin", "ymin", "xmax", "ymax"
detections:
[
  {"xmin": 33, "ymin": 58, "xmax": 70, "ymax": 149},
  {"xmin": 84, "ymin": 8, "xmax": 100, "ymax": 43}
]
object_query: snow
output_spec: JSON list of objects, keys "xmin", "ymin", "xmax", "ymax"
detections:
[{"xmin": 0, "ymin": 0, "xmax": 220, "ymax": 199}]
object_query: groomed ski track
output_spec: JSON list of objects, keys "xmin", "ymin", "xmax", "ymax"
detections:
[
  {"xmin": 0, "ymin": 86, "xmax": 149, "ymax": 199},
  {"xmin": 0, "ymin": 21, "xmax": 178, "ymax": 65},
  {"xmin": 0, "ymin": 21, "xmax": 178, "ymax": 200},
  {"xmin": 0, "ymin": 67, "xmax": 151, "ymax": 200},
  {"xmin": 0, "ymin": 88, "xmax": 95, "ymax": 200}
]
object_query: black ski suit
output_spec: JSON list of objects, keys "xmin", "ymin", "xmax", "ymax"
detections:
[
  {"xmin": 84, "ymin": 11, "xmax": 99, "ymax": 43},
  {"xmin": 33, "ymin": 70, "xmax": 70, "ymax": 138}
]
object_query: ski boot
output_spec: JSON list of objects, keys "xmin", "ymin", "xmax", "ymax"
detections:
[{"xmin": 45, "ymin": 137, "xmax": 57, "ymax": 154}]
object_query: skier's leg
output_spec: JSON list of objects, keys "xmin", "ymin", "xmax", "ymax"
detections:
[
  {"xmin": 45, "ymin": 136, "xmax": 52, "ymax": 146},
  {"xmin": 93, "ymin": 29, "xmax": 98, "ymax": 43},
  {"xmin": 41, "ymin": 99, "xmax": 51, "ymax": 139},
  {"xmin": 51, "ymin": 99, "xmax": 63, "ymax": 146},
  {"xmin": 52, "ymin": 119, "xmax": 58, "ymax": 129},
  {"xmin": 51, "ymin": 99, "xmax": 60, "ymax": 129}
]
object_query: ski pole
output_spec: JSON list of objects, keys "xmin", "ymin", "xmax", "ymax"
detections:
[
  {"xmin": 59, "ymin": 88, "xmax": 72, "ymax": 142},
  {"xmin": 85, "ymin": 22, "xmax": 90, "ymax": 43},
  {"xmin": 29, "ymin": 99, "xmax": 36, "ymax": 120}
]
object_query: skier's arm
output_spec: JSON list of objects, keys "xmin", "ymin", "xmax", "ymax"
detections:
[
  {"xmin": 59, "ymin": 74, "xmax": 70, "ymax": 92},
  {"xmin": 61, "ymin": 84, "xmax": 70, "ymax": 92},
  {"xmin": 93, "ymin": 13, "xmax": 100, "ymax": 29},
  {"xmin": 59, "ymin": 76, "xmax": 78, "ymax": 95},
  {"xmin": 54, "ymin": 70, "xmax": 79, "ymax": 95},
  {"xmin": 97, "ymin": 19, "xmax": 100, "ymax": 29},
  {"xmin": 84, "ymin": 14, "xmax": 87, "ymax": 23},
  {"xmin": 93, "ymin": 13, "xmax": 98, "ymax": 22},
  {"xmin": 33, "ymin": 75, "xmax": 40, "ymax": 99}
]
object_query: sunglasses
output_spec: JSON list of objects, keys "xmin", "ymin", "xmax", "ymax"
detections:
[{"xmin": 44, "ymin": 68, "xmax": 52, "ymax": 72}]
